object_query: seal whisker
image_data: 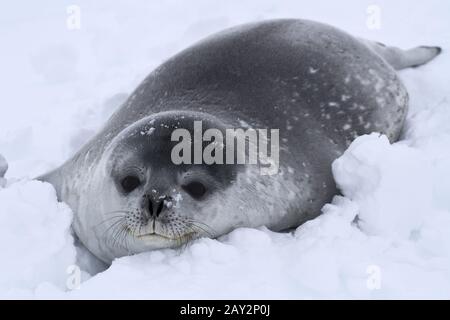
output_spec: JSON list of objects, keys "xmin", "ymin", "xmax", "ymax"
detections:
[
  {"xmin": 101, "ymin": 220, "xmax": 126, "ymax": 245},
  {"xmin": 103, "ymin": 210, "xmax": 133, "ymax": 216},
  {"xmin": 94, "ymin": 215, "xmax": 126, "ymax": 229},
  {"xmin": 122, "ymin": 227, "xmax": 132, "ymax": 254},
  {"xmin": 173, "ymin": 227, "xmax": 184, "ymax": 248},
  {"xmin": 101, "ymin": 216, "xmax": 126, "ymax": 235},
  {"xmin": 110, "ymin": 221, "xmax": 128, "ymax": 249},
  {"xmin": 119, "ymin": 225, "xmax": 131, "ymax": 252},
  {"xmin": 186, "ymin": 220, "xmax": 215, "ymax": 238},
  {"xmin": 109, "ymin": 222, "xmax": 123, "ymax": 249},
  {"xmin": 186, "ymin": 218, "xmax": 216, "ymax": 232},
  {"xmin": 116, "ymin": 227, "xmax": 128, "ymax": 251},
  {"xmin": 189, "ymin": 224, "xmax": 213, "ymax": 240}
]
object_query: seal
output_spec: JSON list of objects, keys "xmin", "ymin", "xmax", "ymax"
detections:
[
  {"xmin": 39, "ymin": 19, "xmax": 441, "ymax": 263},
  {"xmin": 0, "ymin": 154, "xmax": 7, "ymax": 188}
]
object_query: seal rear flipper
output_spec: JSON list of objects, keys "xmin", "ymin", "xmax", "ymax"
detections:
[
  {"xmin": 408, "ymin": 46, "xmax": 442, "ymax": 68},
  {"xmin": 360, "ymin": 38, "xmax": 442, "ymax": 70}
]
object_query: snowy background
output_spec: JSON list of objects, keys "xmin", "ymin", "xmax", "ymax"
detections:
[{"xmin": 0, "ymin": 0, "xmax": 449, "ymax": 299}]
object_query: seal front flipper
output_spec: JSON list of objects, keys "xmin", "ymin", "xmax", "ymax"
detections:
[
  {"xmin": 360, "ymin": 38, "xmax": 442, "ymax": 70},
  {"xmin": 36, "ymin": 166, "xmax": 64, "ymax": 199},
  {"xmin": 0, "ymin": 154, "xmax": 8, "ymax": 187}
]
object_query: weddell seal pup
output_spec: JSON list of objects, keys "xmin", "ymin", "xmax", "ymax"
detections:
[{"xmin": 39, "ymin": 19, "xmax": 441, "ymax": 263}]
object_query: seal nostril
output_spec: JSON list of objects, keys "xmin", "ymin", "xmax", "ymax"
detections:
[
  {"xmin": 156, "ymin": 199, "xmax": 165, "ymax": 217},
  {"xmin": 148, "ymin": 198, "xmax": 154, "ymax": 217},
  {"xmin": 145, "ymin": 195, "xmax": 171, "ymax": 218}
]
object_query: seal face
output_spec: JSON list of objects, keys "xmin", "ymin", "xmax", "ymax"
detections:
[
  {"xmin": 86, "ymin": 111, "xmax": 247, "ymax": 261},
  {"xmin": 39, "ymin": 19, "xmax": 439, "ymax": 263}
]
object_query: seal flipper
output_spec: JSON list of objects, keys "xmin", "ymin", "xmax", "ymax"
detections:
[
  {"xmin": 360, "ymin": 38, "xmax": 442, "ymax": 70},
  {"xmin": 0, "ymin": 154, "xmax": 8, "ymax": 178},
  {"xmin": 36, "ymin": 167, "xmax": 64, "ymax": 200},
  {"xmin": 0, "ymin": 154, "xmax": 8, "ymax": 187}
]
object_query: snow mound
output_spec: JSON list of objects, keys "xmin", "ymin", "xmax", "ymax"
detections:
[
  {"xmin": 333, "ymin": 133, "xmax": 433, "ymax": 239},
  {"xmin": 0, "ymin": 180, "xmax": 76, "ymax": 298}
]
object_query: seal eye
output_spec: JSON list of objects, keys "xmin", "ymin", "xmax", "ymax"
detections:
[
  {"xmin": 182, "ymin": 181, "xmax": 207, "ymax": 200},
  {"xmin": 121, "ymin": 175, "xmax": 141, "ymax": 193}
]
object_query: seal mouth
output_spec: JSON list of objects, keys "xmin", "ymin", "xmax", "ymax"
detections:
[{"xmin": 136, "ymin": 231, "xmax": 196, "ymax": 242}]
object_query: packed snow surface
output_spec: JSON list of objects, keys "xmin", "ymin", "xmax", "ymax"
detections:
[{"xmin": 0, "ymin": 0, "xmax": 449, "ymax": 298}]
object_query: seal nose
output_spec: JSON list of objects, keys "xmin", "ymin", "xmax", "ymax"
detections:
[{"xmin": 146, "ymin": 195, "xmax": 171, "ymax": 218}]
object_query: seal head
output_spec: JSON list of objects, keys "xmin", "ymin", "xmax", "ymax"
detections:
[{"xmin": 77, "ymin": 111, "xmax": 246, "ymax": 262}]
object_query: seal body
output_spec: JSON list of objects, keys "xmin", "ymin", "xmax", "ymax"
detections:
[{"xmin": 41, "ymin": 19, "xmax": 415, "ymax": 263}]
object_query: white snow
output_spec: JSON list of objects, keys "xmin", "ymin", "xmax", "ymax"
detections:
[
  {"xmin": 0, "ymin": 180, "xmax": 76, "ymax": 298},
  {"xmin": 0, "ymin": 0, "xmax": 449, "ymax": 299},
  {"xmin": 333, "ymin": 133, "xmax": 433, "ymax": 239}
]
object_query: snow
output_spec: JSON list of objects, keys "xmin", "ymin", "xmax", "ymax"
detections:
[
  {"xmin": 333, "ymin": 133, "xmax": 433, "ymax": 239},
  {"xmin": 0, "ymin": 180, "xmax": 76, "ymax": 298},
  {"xmin": 0, "ymin": 0, "xmax": 450, "ymax": 299}
]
